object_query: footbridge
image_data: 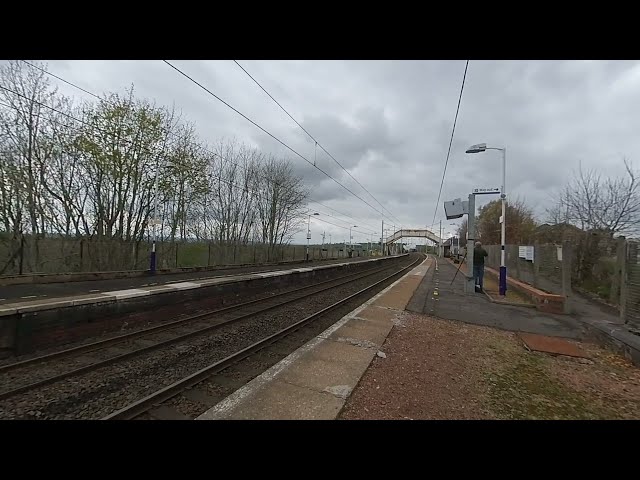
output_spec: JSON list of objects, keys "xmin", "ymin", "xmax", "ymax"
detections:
[{"xmin": 385, "ymin": 229, "xmax": 442, "ymax": 246}]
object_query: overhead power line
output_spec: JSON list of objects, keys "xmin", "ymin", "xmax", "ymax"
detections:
[
  {"xmin": 232, "ymin": 60, "xmax": 403, "ymax": 226},
  {"xmin": 309, "ymin": 216, "xmax": 375, "ymax": 238},
  {"xmin": 430, "ymin": 60, "xmax": 470, "ymax": 229},
  {"xmin": 162, "ymin": 60, "xmax": 395, "ymax": 225},
  {"xmin": 8, "ymin": 62, "xmax": 382, "ymax": 234},
  {"xmin": 0, "ymin": 83, "xmax": 379, "ymax": 237}
]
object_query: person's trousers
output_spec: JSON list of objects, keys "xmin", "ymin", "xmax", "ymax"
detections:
[{"xmin": 474, "ymin": 265, "xmax": 485, "ymax": 290}]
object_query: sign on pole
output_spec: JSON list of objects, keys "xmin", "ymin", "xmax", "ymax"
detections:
[{"xmin": 472, "ymin": 187, "xmax": 500, "ymax": 195}]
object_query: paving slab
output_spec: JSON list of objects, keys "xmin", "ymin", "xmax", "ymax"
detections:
[
  {"xmin": 328, "ymin": 316, "xmax": 394, "ymax": 347},
  {"xmin": 518, "ymin": 332, "xmax": 589, "ymax": 358},
  {"xmin": 216, "ymin": 380, "xmax": 345, "ymax": 420}
]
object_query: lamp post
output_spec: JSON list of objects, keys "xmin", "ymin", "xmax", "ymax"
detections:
[
  {"xmin": 466, "ymin": 143, "xmax": 507, "ymax": 296},
  {"xmin": 349, "ymin": 225, "xmax": 357, "ymax": 258},
  {"xmin": 307, "ymin": 212, "xmax": 319, "ymax": 262},
  {"xmin": 150, "ymin": 159, "xmax": 160, "ymax": 274},
  {"xmin": 449, "ymin": 223, "xmax": 458, "ymax": 257}
]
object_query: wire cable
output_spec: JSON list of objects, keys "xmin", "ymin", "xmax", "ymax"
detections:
[
  {"xmin": 430, "ymin": 60, "xmax": 469, "ymax": 230},
  {"xmin": 233, "ymin": 60, "xmax": 403, "ymax": 225},
  {"xmin": 162, "ymin": 60, "xmax": 392, "ymax": 223},
  {"xmin": 0, "ymin": 87, "xmax": 379, "ymax": 238},
  {"xmin": 15, "ymin": 61, "xmax": 385, "ymax": 234}
]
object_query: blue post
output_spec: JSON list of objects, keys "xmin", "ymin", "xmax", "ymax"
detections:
[
  {"xmin": 499, "ymin": 265, "xmax": 507, "ymax": 296},
  {"xmin": 150, "ymin": 241, "xmax": 157, "ymax": 274}
]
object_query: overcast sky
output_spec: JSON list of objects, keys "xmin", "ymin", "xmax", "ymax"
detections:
[{"xmin": 36, "ymin": 60, "xmax": 640, "ymax": 245}]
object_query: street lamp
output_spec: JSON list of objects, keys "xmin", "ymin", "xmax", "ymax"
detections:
[
  {"xmin": 466, "ymin": 142, "xmax": 507, "ymax": 296},
  {"xmin": 383, "ymin": 228, "xmax": 391, "ymax": 256},
  {"xmin": 307, "ymin": 212, "xmax": 319, "ymax": 262},
  {"xmin": 149, "ymin": 158, "xmax": 162, "ymax": 274},
  {"xmin": 449, "ymin": 223, "xmax": 458, "ymax": 256},
  {"xmin": 349, "ymin": 225, "xmax": 357, "ymax": 257}
]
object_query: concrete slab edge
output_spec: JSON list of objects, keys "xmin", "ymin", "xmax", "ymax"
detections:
[{"xmin": 580, "ymin": 317, "xmax": 640, "ymax": 366}]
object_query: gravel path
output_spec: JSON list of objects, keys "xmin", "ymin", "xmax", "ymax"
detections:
[
  {"xmin": 340, "ymin": 311, "xmax": 640, "ymax": 420},
  {"xmin": 0, "ymin": 256, "xmax": 415, "ymax": 420}
]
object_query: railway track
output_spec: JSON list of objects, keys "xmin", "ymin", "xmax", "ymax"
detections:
[
  {"xmin": 103, "ymin": 254, "xmax": 423, "ymax": 420},
  {"xmin": 0, "ymin": 260, "xmax": 403, "ymax": 401},
  {"xmin": 0, "ymin": 256, "xmax": 420, "ymax": 419}
]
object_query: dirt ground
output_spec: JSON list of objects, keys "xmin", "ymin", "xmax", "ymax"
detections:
[{"xmin": 339, "ymin": 312, "xmax": 640, "ymax": 420}]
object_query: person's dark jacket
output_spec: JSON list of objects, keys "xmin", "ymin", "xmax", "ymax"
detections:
[{"xmin": 474, "ymin": 246, "xmax": 488, "ymax": 266}]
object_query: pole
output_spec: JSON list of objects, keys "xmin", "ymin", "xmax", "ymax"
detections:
[
  {"xmin": 321, "ymin": 231, "xmax": 325, "ymax": 259},
  {"xmin": 439, "ymin": 220, "xmax": 442, "ymax": 258},
  {"xmin": 150, "ymin": 162, "xmax": 159, "ymax": 274},
  {"xmin": 499, "ymin": 147, "xmax": 507, "ymax": 296},
  {"xmin": 306, "ymin": 214, "xmax": 310, "ymax": 262},
  {"xmin": 381, "ymin": 220, "xmax": 384, "ymax": 256},
  {"xmin": 561, "ymin": 240, "xmax": 573, "ymax": 314},
  {"xmin": 466, "ymin": 193, "xmax": 476, "ymax": 294}
]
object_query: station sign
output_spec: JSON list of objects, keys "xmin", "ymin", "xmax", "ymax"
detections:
[{"xmin": 472, "ymin": 187, "xmax": 500, "ymax": 195}]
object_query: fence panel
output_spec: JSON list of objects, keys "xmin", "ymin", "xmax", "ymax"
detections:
[
  {"xmin": 0, "ymin": 234, "xmax": 351, "ymax": 277},
  {"xmin": 623, "ymin": 241, "xmax": 640, "ymax": 330}
]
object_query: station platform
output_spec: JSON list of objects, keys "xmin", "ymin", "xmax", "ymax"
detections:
[
  {"xmin": 0, "ymin": 256, "xmax": 374, "ymax": 306},
  {"xmin": 197, "ymin": 256, "xmax": 433, "ymax": 420},
  {"xmin": 0, "ymin": 255, "xmax": 402, "ymax": 317},
  {"xmin": 0, "ymin": 254, "xmax": 408, "ymax": 358},
  {"xmin": 197, "ymin": 253, "xmax": 640, "ymax": 420}
]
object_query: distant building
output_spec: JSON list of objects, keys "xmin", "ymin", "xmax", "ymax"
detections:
[{"xmin": 533, "ymin": 223, "xmax": 584, "ymax": 244}]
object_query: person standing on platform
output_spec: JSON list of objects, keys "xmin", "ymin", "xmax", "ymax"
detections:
[{"xmin": 473, "ymin": 241, "xmax": 488, "ymax": 293}]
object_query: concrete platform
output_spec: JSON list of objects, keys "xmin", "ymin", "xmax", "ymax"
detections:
[
  {"xmin": 407, "ymin": 257, "xmax": 640, "ymax": 366},
  {"xmin": 0, "ymin": 254, "xmax": 409, "ymax": 357},
  {"xmin": 0, "ymin": 255, "xmax": 405, "ymax": 316},
  {"xmin": 408, "ymin": 256, "xmax": 587, "ymax": 339},
  {"xmin": 197, "ymin": 256, "xmax": 432, "ymax": 420},
  {"xmin": 0, "ymin": 256, "xmax": 381, "ymax": 306}
]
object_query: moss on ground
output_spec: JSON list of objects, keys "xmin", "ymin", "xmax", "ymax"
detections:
[{"xmin": 484, "ymin": 341, "xmax": 625, "ymax": 420}]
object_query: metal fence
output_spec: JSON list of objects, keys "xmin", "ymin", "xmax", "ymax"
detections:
[
  {"xmin": 0, "ymin": 234, "xmax": 367, "ymax": 276},
  {"xmin": 483, "ymin": 244, "xmax": 566, "ymax": 295},
  {"xmin": 622, "ymin": 240, "xmax": 640, "ymax": 330},
  {"xmin": 482, "ymin": 235, "xmax": 622, "ymax": 300}
]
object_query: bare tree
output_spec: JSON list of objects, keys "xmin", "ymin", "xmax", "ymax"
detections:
[
  {"xmin": 457, "ymin": 217, "xmax": 468, "ymax": 245},
  {"xmin": 549, "ymin": 160, "xmax": 640, "ymax": 236},
  {"xmin": 0, "ymin": 64, "xmax": 313, "ymax": 275},
  {"xmin": 544, "ymin": 201, "xmax": 570, "ymax": 226},
  {"xmin": 256, "ymin": 155, "xmax": 308, "ymax": 260},
  {"xmin": 0, "ymin": 60, "xmax": 64, "ymax": 270}
]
